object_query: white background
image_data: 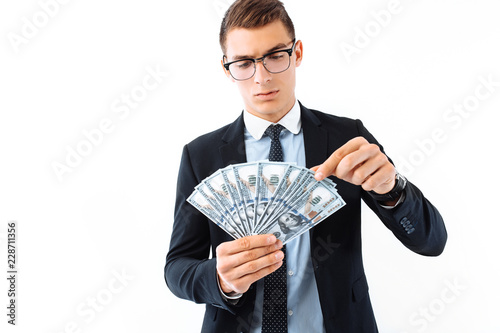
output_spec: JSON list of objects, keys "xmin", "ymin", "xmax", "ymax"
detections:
[{"xmin": 1, "ymin": 0, "xmax": 499, "ymax": 332}]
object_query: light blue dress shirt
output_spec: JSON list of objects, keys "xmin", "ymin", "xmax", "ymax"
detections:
[{"xmin": 243, "ymin": 101, "xmax": 326, "ymax": 333}]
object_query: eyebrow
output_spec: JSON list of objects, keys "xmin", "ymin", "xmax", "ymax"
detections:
[{"xmin": 230, "ymin": 42, "xmax": 289, "ymax": 61}]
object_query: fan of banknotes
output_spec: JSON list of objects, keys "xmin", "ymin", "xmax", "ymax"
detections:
[{"xmin": 188, "ymin": 161, "xmax": 346, "ymax": 245}]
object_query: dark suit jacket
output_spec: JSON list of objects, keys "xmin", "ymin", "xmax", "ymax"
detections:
[{"xmin": 164, "ymin": 103, "xmax": 447, "ymax": 333}]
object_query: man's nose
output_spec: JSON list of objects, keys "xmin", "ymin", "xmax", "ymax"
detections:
[{"xmin": 253, "ymin": 61, "xmax": 271, "ymax": 84}]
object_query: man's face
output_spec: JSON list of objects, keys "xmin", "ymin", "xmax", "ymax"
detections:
[{"xmin": 223, "ymin": 21, "xmax": 303, "ymax": 123}]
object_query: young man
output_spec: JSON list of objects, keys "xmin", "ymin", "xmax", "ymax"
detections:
[{"xmin": 165, "ymin": 1, "xmax": 447, "ymax": 332}]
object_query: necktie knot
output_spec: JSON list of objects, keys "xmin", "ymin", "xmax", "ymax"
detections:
[{"xmin": 265, "ymin": 124, "xmax": 284, "ymax": 142}]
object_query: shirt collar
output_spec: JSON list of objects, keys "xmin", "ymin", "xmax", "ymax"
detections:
[{"xmin": 243, "ymin": 100, "xmax": 301, "ymax": 140}]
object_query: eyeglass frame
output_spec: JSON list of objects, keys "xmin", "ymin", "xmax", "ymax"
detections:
[{"xmin": 222, "ymin": 38, "xmax": 297, "ymax": 81}]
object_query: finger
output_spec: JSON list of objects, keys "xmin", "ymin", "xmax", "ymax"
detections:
[
  {"xmin": 217, "ymin": 234, "xmax": 277, "ymax": 256},
  {"xmin": 221, "ymin": 240, "xmax": 283, "ymax": 271},
  {"xmin": 225, "ymin": 260, "xmax": 284, "ymax": 294},
  {"xmin": 360, "ymin": 163, "xmax": 395, "ymax": 192},
  {"xmin": 314, "ymin": 137, "xmax": 367, "ymax": 181},
  {"xmin": 223, "ymin": 249, "xmax": 285, "ymax": 282},
  {"xmin": 239, "ymin": 248, "xmax": 284, "ymax": 275},
  {"xmin": 347, "ymin": 150, "xmax": 389, "ymax": 186},
  {"xmin": 335, "ymin": 143, "xmax": 380, "ymax": 180},
  {"xmin": 310, "ymin": 165, "xmax": 320, "ymax": 172},
  {"xmin": 219, "ymin": 246, "xmax": 284, "ymax": 285}
]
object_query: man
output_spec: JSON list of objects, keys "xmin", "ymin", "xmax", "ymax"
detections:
[{"xmin": 164, "ymin": 1, "xmax": 447, "ymax": 332}]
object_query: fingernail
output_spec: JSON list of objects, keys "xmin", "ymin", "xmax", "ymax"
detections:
[
  {"xmin": 315, "ymin": 171, "xmax": 324, "ymax": 181},
  {"xmin": 276, "ymin": 251, "xmax": 284, "ymax": 260},
  {"xmin": 268, "ymin": 235, "xmax": 276, "ymax": 244}
]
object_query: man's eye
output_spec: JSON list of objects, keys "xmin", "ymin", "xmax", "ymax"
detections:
[
  {"xmin": 268, "ymin": 54, "xmax": 284, "ymax": 61},
  {"xmin": 236, "ymin": 61, "xmax": 253, "ymax": 69}
]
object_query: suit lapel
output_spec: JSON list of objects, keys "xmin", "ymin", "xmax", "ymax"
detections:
[
  {"xmin": 300, "ymin": 103, "xmax": 329, "ymax": 169},
  {"xmin": 219, "ymin": 112, "xmax": 247, "ymax": 166}
]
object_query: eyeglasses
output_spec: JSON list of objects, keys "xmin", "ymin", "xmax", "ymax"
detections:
[{"xmin": 223, "ymin": 39, "xmax": 296, "ymax": 81}]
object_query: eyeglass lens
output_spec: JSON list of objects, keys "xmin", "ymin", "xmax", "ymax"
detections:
[{"xmin": 228, "ymin": 51, "xmax": 291, "ymax": 80}]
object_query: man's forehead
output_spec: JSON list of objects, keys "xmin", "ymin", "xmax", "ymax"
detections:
[{"xmin": 225, "ymin": 21, "xmax": 291, "ymax": 59}]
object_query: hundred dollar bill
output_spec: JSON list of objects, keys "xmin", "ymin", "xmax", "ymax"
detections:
[
  {"xmin": 202, "ymin": 170, "xmax": 246, "ymax": 237},
  {"xmin": 254, "ymin": 161, "xmax": 291, "ymax": 231},
  {"xmin": 196, "ymin": 182, "xmax": 244, "ymax": 238},
  {"xmin": 187, "ymin": 190, "xmax": 240, "ymax": 239},
  {"xmin": 261, "ymin": 181, "xmax": 343, "ymax": 244},
  {"xmin": 259, "ymin": 210, "xmax": 308, "ymax": 244},
  {"xmin": 220, "ymin": 166, "xmax": 251, "ymax": 235},
  {"xmin": 254, "ymin": 164, "xmax": 302, "ymax": 234},
  {"xmin": 261, "ymin": 169, "xmax": 340, "ymax": 233},
  {"xmin": 257, "ymin": 169, "xmax": 315, "ymax": 232},
  {"xmin": 284, "ymin": 195, "xmax": 346, "ymax": 244},
  {"xmin": 232, "ymin": 162, "xmax": 259, "ymax": 233},
  {"xmin": 284, "ymin": 180, "xmax": 344, "ymax": 243},
  {"xmin": 287, "ymin": 180, "xmax": 341, "ymax": 223}
]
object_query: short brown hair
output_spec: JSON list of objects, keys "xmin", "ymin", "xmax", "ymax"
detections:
[{"xmin": 219, "ymin": 0, "xmax": 295, "ymax": 55}]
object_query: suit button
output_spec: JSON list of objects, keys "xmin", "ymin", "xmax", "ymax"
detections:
[
  {"xmin": 407, "ymin": 227, "xmax": 415, "ymax": 234},
  {"xmin": 401, "ymin": 218, "xmax": 411, "ymax": 228}
]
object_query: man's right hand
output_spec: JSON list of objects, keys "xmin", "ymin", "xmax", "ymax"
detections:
[{"xmin": 216, "ymin": 234, "xmax": 284, "ymax": 295}]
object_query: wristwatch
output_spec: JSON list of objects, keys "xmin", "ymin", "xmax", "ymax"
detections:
[{"xmin": 368, "ymin": 171, "xmax": 407, "ymax": 203}]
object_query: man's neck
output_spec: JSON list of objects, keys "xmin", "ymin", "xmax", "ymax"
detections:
[{"xmin": 246, "ymin": 98, "xmax": 296, "ymax": 123}]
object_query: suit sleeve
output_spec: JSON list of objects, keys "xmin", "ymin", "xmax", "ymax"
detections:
[
  {"xmin": 356, "ymin": 119, "xmax": 448, "ymax": 256},
  {"xmin": 164, "ymin": 145, "xmax": 244, "ymax": 313}
]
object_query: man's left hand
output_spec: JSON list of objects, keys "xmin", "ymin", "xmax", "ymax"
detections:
[{"xmin": 312, "ymin": 137, "xmax": 396, "ymax": 195}]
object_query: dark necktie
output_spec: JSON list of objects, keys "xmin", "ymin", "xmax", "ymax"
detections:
[{"xmin": 262, "ymin": 124, "xmax": 287, "ymax": 333}]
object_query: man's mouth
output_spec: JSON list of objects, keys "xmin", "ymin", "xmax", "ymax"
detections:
[{"xmin": 255, "ymin": 90, "xmax": 279, "ymax": 100}]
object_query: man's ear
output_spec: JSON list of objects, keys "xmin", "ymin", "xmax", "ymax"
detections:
[
  {"xmin": 221, "ymin": 57, "xmax": 235, "ymax": 82},
  {"xmin": 293, "ymin": 40, "xmax": 303, "ymax": 67}
]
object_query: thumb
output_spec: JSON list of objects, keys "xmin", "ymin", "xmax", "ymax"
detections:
[{"xmin": 310, "ymin": 165, "xmax": 328, "ymax": 181}]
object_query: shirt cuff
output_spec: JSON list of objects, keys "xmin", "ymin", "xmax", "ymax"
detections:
[
  {"xmin": 379, "ymin": 190, "xmax": 406, "ymax": 209},
  {"xmin": 216, "ymin": 273, "xmax": 243, "ymax": 304}
]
